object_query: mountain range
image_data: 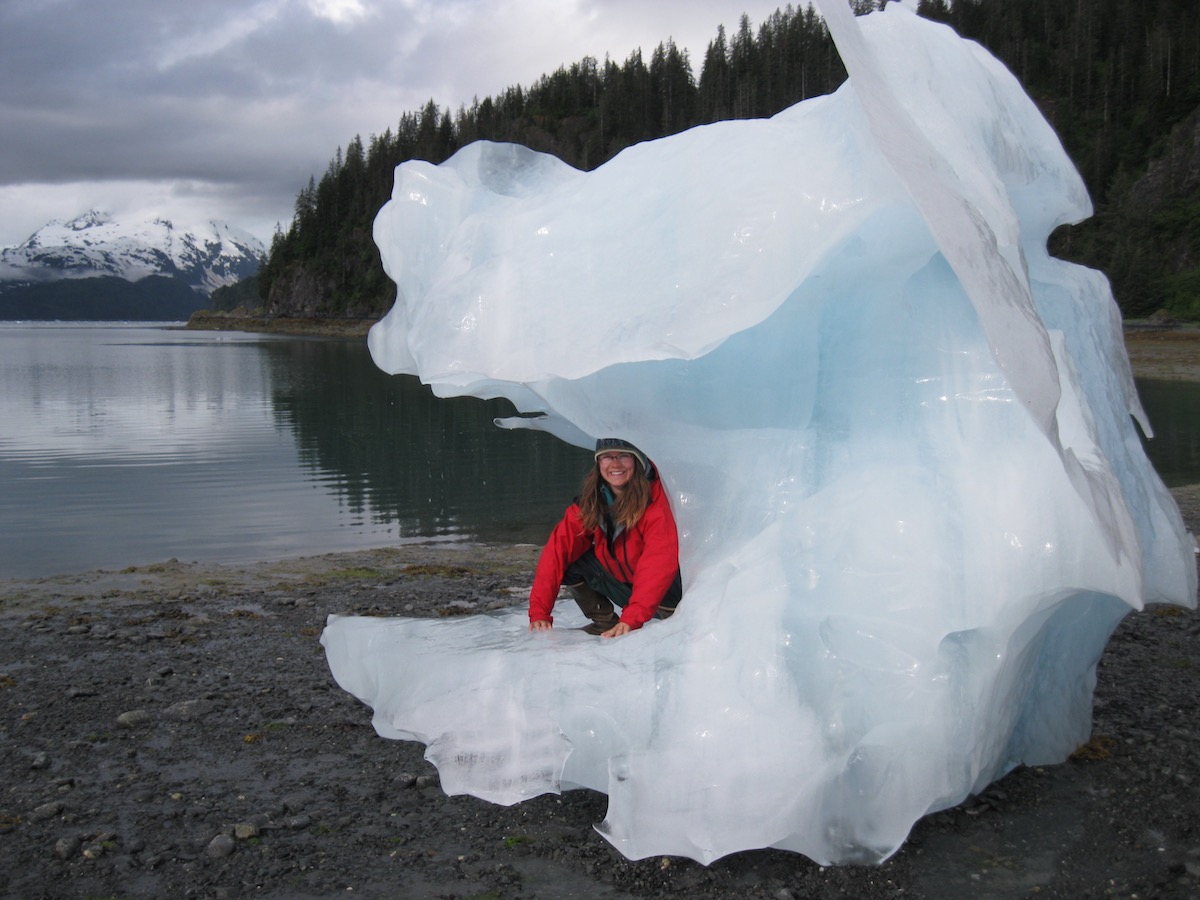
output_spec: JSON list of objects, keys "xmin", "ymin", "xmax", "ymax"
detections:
[{"xmin": 0, "ymin": 211, "xmax": 265, "ymax": 321}]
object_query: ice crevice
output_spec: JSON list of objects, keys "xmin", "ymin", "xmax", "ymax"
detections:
[{"xmin": 325, "ymin": 0, "xmax": 1196, "ymax": 865}]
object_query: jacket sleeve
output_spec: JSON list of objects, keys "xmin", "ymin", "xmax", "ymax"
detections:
[
  {"xmin": 528, "ymin": 504, "xmax": 592, "ymax": 625},
  {"xmin": 619, "ymin": 485, "xmax": 680, "ymax": 629}
]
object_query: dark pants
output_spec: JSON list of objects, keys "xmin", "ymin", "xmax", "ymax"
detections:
[{"xmin": 564, "ymin": 549, "xmax": 682, "ymax": 619}]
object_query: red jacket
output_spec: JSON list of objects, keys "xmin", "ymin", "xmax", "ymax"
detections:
[{"xmin": 528, "ymin": 476, "xmax": 679, "ymax": 629}]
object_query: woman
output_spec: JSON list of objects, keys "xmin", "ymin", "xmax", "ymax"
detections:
[{"xmin": 528, "ymin": 438, "xmax": 682, "ymax": 638}]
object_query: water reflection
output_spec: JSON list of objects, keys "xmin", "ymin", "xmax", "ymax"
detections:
[
  {"xmin": 0, "ymin": 324, "xmax": 590, "ymax": 578},
  {"xmin": 0, "ymin": 323, "xmax": 1194, "ymax": 579},
  {"xmin": 259, "ymin": 337, "xmax": 591, "ymax": 540},
  {"xmin": 1136, "ymin": 378, "xmax": 1200, "ymax": 488}
]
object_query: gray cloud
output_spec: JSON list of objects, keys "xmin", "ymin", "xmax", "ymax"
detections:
[{"xmin": 0, "ymin": 0, "xmax": 791, "ymax": 246}]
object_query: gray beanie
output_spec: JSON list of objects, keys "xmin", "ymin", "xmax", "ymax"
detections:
[{"xmin": 594, "ymin": 437, "xmax": 650, "ymax": 473}]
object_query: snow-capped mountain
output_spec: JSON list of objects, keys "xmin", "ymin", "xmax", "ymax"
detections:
[{"xmin": 0, "ymin": 211, "xmax": 265, "ymax": 296}]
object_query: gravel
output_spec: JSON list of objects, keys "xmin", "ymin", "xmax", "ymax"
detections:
[{"xmin": 0, "ymin": 516, "xmax": 1197, "ymax": 900}]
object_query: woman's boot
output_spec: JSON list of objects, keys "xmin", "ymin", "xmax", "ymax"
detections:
[{"xmin": 566, "ymin": 582, "xmax": 620, "ymax": 635}]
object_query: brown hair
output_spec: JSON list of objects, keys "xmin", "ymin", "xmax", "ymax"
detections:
[{"xmin": 577, "ymin": 459, "xmax": 652, "ymax": 532}]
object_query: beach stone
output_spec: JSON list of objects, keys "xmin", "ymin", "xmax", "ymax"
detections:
[
  {"xmin": 53, "ymin": 836, "xmax": 80, "ymax": 859},
  {"xmin": 206, "ymin": 833, "xmax": 236, "ymax": 858},
  {"xmin": 233, "ymin": 822, "xmax": 259, "ymax": 840},
  {"xmin": 30, "ymin": 801, "xmax": 64, "ymax": 822},
  {"xmin": 281, "ymin": 793, "xmax": 307, "ymax": 813},
  {"xmin": 116, "ymin": 709, "xmax": 153, "ymax": 729},
  {"xmin": 163, "ymin": 699, "xmax": 212, "ymax": 721},
  {"xmin": 30, "ymin": 751, "xmax": 49, "ymax": 770}
]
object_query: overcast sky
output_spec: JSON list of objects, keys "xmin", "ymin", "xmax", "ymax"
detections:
[{"xmin": 0, "ymin": 0, "xmax": 802, "ymax": 248}]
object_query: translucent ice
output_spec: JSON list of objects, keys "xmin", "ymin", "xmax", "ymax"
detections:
[{"xmin": 323, "ymin": 2, "xmax": 1196, "ymax": 865}]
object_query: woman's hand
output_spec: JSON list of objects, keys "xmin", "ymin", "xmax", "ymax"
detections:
[
  {"xmin": 528, "ymin": 619, "xmax": 553, "ymax": 632},
  {"xmin": 601, "ymin": 622, "xmax": 632, "ymax": 639}
]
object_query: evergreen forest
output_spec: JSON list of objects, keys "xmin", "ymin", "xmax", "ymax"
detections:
[{"xmin": 243, "ymin": 0, "xmax": 1200, "ymax": 322}]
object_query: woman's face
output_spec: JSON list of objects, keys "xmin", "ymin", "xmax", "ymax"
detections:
[{"xmin": 597, "ymin": 452, "xmax": 636, "ymax": 494}]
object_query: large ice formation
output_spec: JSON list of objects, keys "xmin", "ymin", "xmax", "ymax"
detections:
[{"xmin": 322, "ymin": 1, "xmax": 1197, "ymax": 865}]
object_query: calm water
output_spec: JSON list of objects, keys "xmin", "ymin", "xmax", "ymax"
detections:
[
  {"xmin": 1135, "ymin": 378, "xmax": 1200, "ymax": 490},
  {"xmin": 0, "ymin": 323, "xmax": 592, "ymax": 578},
  {"xmin": 1, "ymin": 323, "xmax": 1196, "ymax": 579}
]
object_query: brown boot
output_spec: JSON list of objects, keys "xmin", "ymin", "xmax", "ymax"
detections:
[{"xmin": 567, "ymin": 582, "xmax": 620, "ymax": 635}]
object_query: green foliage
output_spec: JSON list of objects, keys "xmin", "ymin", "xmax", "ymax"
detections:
[
  {"xmin": 256, "ymin": 1, "xmax": 1200, "ymax": 321},
  {"xmin": 1163, "ymin": 269, "xmax": 1200, "ymax": 319},
  {"xmin": 257, "ymin": 5, "xmax": 845, "ymax": 318},
  {"xmin": 209, "ymin": 274, "xmax": 262, "ymax": 312},
  {"xmin": 921, "ymin": 0, "xmax": 1200, "ymax": 319}
]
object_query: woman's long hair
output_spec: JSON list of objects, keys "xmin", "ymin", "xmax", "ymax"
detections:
[{"xmin": 578, "ymin": 460, "xmax": 652, "ymax": 532}]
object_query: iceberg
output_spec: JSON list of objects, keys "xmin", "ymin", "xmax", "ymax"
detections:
[{"xmin": 322, "ymin": 1, "xmax": 1196, "ymax": 865}]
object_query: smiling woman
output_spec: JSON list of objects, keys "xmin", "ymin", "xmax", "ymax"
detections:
[{"xmin": 526, "ymin": 437, "xmax": 683, "ymax": 638}]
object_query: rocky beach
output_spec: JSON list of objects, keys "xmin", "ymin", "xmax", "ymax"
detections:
[{"xmin": 1, "ymin": 329, "xmax": 1198, "ymax": 899}]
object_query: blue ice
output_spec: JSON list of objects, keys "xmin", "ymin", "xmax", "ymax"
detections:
[{"xmin": 323, "ymin": 1, "xmax": 1196, "ymax": 864}]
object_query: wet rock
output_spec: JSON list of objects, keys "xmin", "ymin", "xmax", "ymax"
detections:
[
  {"xmin": 53, "ymin": 836, "xmax": 80, "ymax": 859},
  {"xmin": 163, "ymin": 699, "xmax": 213, "ymax": 721},
  {"xmin": 116, "ymin": 709, "xmax": 153, "ymax": 728},
  {"xmin": 206, "ymin": 833, "xmax": 236, "ymax": 858},
  {"xmin": 29, "ymin": 801, "xmax": 64, "ymax": 822}
]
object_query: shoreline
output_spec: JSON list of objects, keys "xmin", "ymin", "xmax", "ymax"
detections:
[
  {"xmin": 185, "ymin": 310, "xmax": 375, "ymax": 338},
  {"xmin": 1121, "ymin": 324, "xmax": 1200, "ymax": 381},
  {"xmin": 186, "ymin": 311, "xmax": 1200, "ymax": 380}
]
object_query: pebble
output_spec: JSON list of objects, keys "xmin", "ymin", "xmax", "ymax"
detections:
[
  {"xmin": 53, "ymin": 836, "xmax": 80, "ymax": 859},
  {"xmin": 163, "ymin": 699, "xmax": 213, "ymax": 720},
  {"xmin": 206, "ymin": 833, "xmax": 236, "ymax": 858},
  {"xmin": 116, "ymin": 709, "xmax": 153, "ymax": 729},
  {"xmin": 29, "ymin": 801, "xmax": 64, "ymax": 822}
]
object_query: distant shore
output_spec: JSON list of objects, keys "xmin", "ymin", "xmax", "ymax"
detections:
[
  {"xmin": 186, "ymin": 309, "xmax": 375, "ymax": 338},
  {"xmin": 1122, "ymin": 324, "xmax": 1200, "ymax": 381},
  {"xmin": 186, "ymin": 309, "xmax": 1200, "ymax": 382}
]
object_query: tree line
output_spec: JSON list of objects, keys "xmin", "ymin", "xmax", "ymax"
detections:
[
  {"xmin": 923, "ymin": 0, "xmax": 1200, "ymax": 319},
  {"xmin": 243, "ymin": 0, "xmax": 1200, "ymax": 321}
]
